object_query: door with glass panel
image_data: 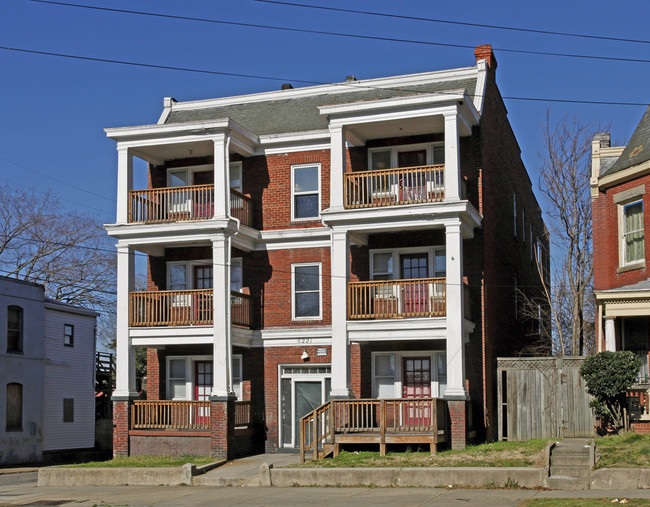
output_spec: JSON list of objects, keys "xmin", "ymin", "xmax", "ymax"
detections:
[
  {"xmin": 194, "ymin": 361, "xmax": 212, "ymax": 424},
  {"xmin": 402, "ymin": 357, "xmax": 432, "ymax": 427},
  {"xmin": 279, "ymin": 366, "xmax": 331, "ymax": 448},
  {"xmin": 193, "ymin": 265, "xmax": 213, "ymax": 324},
  {"xmin": 400, "ymin": 253, "xmax": 429, "ymax": 315}
]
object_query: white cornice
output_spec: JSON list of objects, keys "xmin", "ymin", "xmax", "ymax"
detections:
[
  {"xmin": 162, "ymin": 67, "xmax": 478, "ymax": 113},
  {"xmin": 598, "ymin": 160, "xmax": 650, "ymax": 190}
]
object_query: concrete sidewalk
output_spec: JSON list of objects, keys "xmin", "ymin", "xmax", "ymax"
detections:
[{"xmin": 193, "ymin": 452, "xmax": 300, "ymax": 486}]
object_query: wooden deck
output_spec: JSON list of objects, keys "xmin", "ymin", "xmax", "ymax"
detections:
[{"xmin": 300, "ymin": 398, "xmax": 449, "ymax": 463}]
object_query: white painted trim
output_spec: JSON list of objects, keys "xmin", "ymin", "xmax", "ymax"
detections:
[
  {"xmin": 291, "ymin": 163, "xmax": 322, "ymax": 222},
  {"xmin": 371, "ymin": 350, "xmax": 447, "ymax": 399},
  {"xmin": 162, "ymin": 67, "xmax": 478, "ymax": 111},
  {"xmin": 291, "ymin": 262, "xmax": 323, "ymax": 321},
  {"xmin": 260, "ymin": 239, "xmax": 331, "ymax": 251},
  {"xmin": 473, "ymin": 60, "xmax": 487, "ymax": 114},
  {"xmin": 618, "ymin": 199, "xmax": 645, "ymax": 268},
  {"xmin": 320, "ymin": 91, "xmax": 466, "ymax": 117}
]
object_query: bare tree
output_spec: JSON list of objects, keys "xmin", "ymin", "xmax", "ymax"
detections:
[
  {"xmin": 0, "ymin": 184, "xmax": 116, "ymax": 336},
  {"xmin": 537, "ymin": 112, "xmax": 599, "ymax": 356}
]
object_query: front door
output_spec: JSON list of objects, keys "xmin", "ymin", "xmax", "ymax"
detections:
[
  {"xmin": 193, "ymin": 265, "xmax": 213, "ymax": 323},
  {"xmin": 402, "ymin": 357, "xmax": 432, "ymax": 426},
  {"xmin": 194, "ymin": 361, "xmax": 212, "ymax": 424},
  {"xmin": 401, "ymin": 253, "xmax": 429, "ymax": 315},
  {"xmin": 398, "ymin": 150, "xmax": 428, "ymax": 201}
]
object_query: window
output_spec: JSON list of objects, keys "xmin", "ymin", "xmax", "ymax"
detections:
[
  {"xmin": 7, "ymin": 305, "xmax": 23, "ymax": 353},
  {"xmin": 370, "ymin": 248, "xmax": 446, "ymax": 280},
  {"xmin": 374, "ymin": 354, "xmax": 396, "ymax": 397},
  {"xmin": 64, "ymin": 324, "xmax": 74, "ymax": 347},
  {"xmin": 6, "ymin": 383, "xmax": 22, "ymax": 431},
  {"xmin": 63, "ymin": 398, "xmax": 74, "ymax": 423},
  {"xmin": 513, "ymin": 193, "xmax": 517, "ymax": 237},
  {"xmin": 229, "ymin": 162, "xmax": 243, "ymax": 193},
  {"xmin": 292, "ymin": 263, "xmax": 321, "ymax": 319},
  {"xmin": 372, "ymin": 351, "xmax": 446, "ymax": 398},
  {"xmin": 232, "ymin": 355, "xmax": 242, "ymax": 399},
  {"xmin": 292, "ymin": 164, "xmax": 320, "ymax": 220},
  {"xmin": 168, "ymin": 358, "xmax": 187, "ymax": 399},
  {"xmin": 231, "ymin": 258, "xmax": 243, "ymax": 292},
  {"xmin": 622, "ymin": 201, "xmax": 644, "ymax": 265},
  {"xmin": 522, "ymin": 208, "xmax": 526, "ymax": 242}
]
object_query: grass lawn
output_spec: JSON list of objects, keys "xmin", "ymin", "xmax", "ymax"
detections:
[
  {"xmin": 296, "ymin": 439, "xmax": 550, "ymax": 468},
  {"xmin": 595, "ymin": 432, "xmax": 650, "ymax": 469},
  {"xmin": 66, "ymin": 455, "xmax": 216, "ymax": 468},
  {"xmin": 521, "ymin": 500, "xmax": 650, "ymax": 506}
]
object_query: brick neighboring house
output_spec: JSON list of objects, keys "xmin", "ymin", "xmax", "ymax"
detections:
[
  {"xmin": 592, "ymin": 106, "xmax": 650, "ymax": 430},
  {"xmin": 105, "ymin": 44, "xmax": 549, "ymax": 459}
]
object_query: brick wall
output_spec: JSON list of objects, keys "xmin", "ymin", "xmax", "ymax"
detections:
[
  {"xmin": 263, "ymin": 345, "xmax": 332, "ymax": 452},
  {"xmin": 593, "ymin": 175, "xmax": 650, "ymax": 291},
  {"xmin": 112, "ymin": 401, "xmax": 130, "ymax": 457},
  {"xmin": 146, "ymin": 348, "xmax": 160, "ymax": 399}
]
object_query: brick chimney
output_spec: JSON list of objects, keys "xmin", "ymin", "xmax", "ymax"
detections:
[{"xmin": 474, "ymin": 44, "xmax": 497, "ymax": 69}]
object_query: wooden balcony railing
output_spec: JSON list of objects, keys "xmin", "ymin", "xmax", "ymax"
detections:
[
  {"xmin": 128, "ymin": 185, "xmax": 253, "ymax": 227},
  {"xmin": 300, "ymin": 398, "xmax": 449, "ymax": 462},
  {"xmin": 129, "ymin": 289, "xmax": 252, "ymax": 328},
  {"xmin": 230, "ymin": 189, "xmax": 254, "ymax": 228},
  {"xmin": 347, "ymin": 278, "xmax": 446, "ymax": 320},
  {"xmin": 344, "ymin": 164, "xmax": 444, "ymax": 209},
  {"xmin": 131, "ymin": 400, "xmax": 253, "ymax": 430},
  {"xmin": 131, "ymin": 400, "xmax": 211, "ymax": 430}
]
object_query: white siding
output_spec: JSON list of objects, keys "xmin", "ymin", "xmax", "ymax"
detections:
[{"xmin": 42, "ymin": 306, "xmax": 96, "ymax": 451}]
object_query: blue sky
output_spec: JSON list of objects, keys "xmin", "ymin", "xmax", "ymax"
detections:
[{"xmin": 1, "ymin": 0, "xmax": 649, "ymax": 224}]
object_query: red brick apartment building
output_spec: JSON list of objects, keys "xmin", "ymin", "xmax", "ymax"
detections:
[
  {"xmin": 592, "ymin": 106, "xmax": 650, "ymax": 431},
  {"xmin": 105, "ymin": 45, "xmax": 548, "ymax": 459}
]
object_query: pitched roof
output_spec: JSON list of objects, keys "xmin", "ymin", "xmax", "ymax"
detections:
[
  {"xmin": 603, "ymin": 106, "xmax": 650, "ymax": 177},
  {"xmin": 164, "ymin": 78, "xmax": 478, "ymax": 136}
]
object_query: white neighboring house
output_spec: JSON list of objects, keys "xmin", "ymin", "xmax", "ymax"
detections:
[{"xmin": 0, "ymin": 276, "xmax": 98, "ymax": 465}]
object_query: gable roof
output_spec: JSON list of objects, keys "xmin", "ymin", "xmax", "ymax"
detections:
[
  {"xmin": 603, "ymin": 106, "xmax": 650, "ymax": 177},
  {"xmin": 164, "ymin": 78, "xmax": 478, "ymax": 136}
]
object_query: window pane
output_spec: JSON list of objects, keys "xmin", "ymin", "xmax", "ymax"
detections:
[
  {"xmin": 169, "ymin": 380, "xmax": 186, "ymax": 399},
  {"xmin": 373, "ymin": 253, "xmax": 393, "ymax": 277},
  {"xmin": 432, "ymin": 146, "xmax": 445, "ymax": 164},
  {"xmin": 63, "ymin": 398, "xmax": 74, "ymax": 423},
  {"xmin": 375, "ymin": 354, "xmax": 395, "ymax": 377},
  {"xmin": 169, "ymin": 265, "xmax": 187, "ymax": 290},
  {"xmin": 294, "ymin": 166, "xmax": 318, "ymax": 192},
  {"xmin": 434, "ymin": 251, "xmax": 446, "ymax": 276},
  {"xmin": 296, "ymin": 293, "xmax": 319, "ymax": 317},
  {"xmin": 231, "ymin": 261, "xmax": 243, "ymax": 292},
  {"xmin": 169, "ymin": 170, "xmax": 189, "ymax": 187},
  {"xmin": 295, "ymin": 266, "xmax": 319, "ymax": 291},
  {"xmin": 169, "ymin": 359, "xmax": 186, "ymax": 379},
  {"xmin": 376, "ymin": 378, "xmax": 395, "ymax": 398},
  {"xmin": 281, "ymin": 378, "xmax": 292, "ymax": 445},
  {"xmin": 295, "ymin": 194, "xmax": 318, "ymax": 218},
  {"xmin": 229, "ymin": 164, "xmax": 242, "ymax": 192},
  {"xmin": 371, "ymin": 150, "xmax": 391, "ymax": 171},
  {"xmin": 6, "ymin": 383, "xmax": 22, "ymax": 431}
]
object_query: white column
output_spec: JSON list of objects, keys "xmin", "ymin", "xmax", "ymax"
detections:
[
  {"xmin": 330, "ymin": 228, "xmax": 352, "ymax": 398},
  {"xmin": 114, "ymin": 244, "xmax": 137, "ymax": 398},
  {"xmin": 211, "ymin": 233, "xmax": 233, "ymax": 398},
  {"xmin": 213, "ymin": 134, "xmax": 230, "ymax": 218},
  {"xmin": 329, "ymin": 124, "xmax": 346, "ymax": 211},
  {"xmin": 116, "ymin": 146, "xmax": 133, "ymax": 224},
  {"xmin": 444, "ymin": 111, "xmax": 461, "ymax": 202},
  {"xmin": 445, "ymin": 222, "xmax": 467, "ymax": 399},
  {"xmin": 605, "ymin": 317, "xmax": 616, "ymax": 352}
]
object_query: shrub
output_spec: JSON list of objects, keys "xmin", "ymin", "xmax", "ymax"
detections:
[{"xmin": 580, "ymin": 351, "xmax": 641, "ymax": 433}]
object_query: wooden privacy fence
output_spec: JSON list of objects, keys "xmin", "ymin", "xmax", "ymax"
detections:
[
  {"xmin": 300, "ymin": 398, "xmax": 449, "ymax": 462},
  {"xmin": 497, "ymin": 357, "xmax": 594, "ymax": 441}
]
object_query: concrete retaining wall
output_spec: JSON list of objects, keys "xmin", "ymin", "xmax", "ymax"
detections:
[
  {"xmin": 270, "ymin": 467, "xmax": 546, "ymax": 488},
  {"xmin": 591, "ymin": 468, "xmax": 650, "ymax": 490},
  {"xmin": 37, "ymin": 466, "xmax": 189, "ymax": 486}
]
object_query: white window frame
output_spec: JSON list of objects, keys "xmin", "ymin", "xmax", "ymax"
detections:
[
  {"xmin": 291, "ymin": 163, "xmax": 321, "ymax": 221},
  {"xmin": 367, "ymin": 142, "xmax": 445, "ymax": 171},
  {"xmin": 619, "ymin": 199, "xmax": 645, "ymax": 267},
  {"xmin": 232, "ymin": 354, "xmax": 243, "ymax": 400},
  {"xmin": 166, "ymin": 355, "xmax": 242, "ymax": 400},
  {"xmin": 369, "ymin": 247, "xmax": 446, "ymax": 280},
  {"xmin": 371, "ymin": 351, "xmax": 446, "ymax": 399},
  {"xmin": 291, "ymin": 262, "xmax": 322, "ymax": 321}
]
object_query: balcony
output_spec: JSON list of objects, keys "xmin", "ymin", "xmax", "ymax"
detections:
[
  {"xmin": 347, "ymin": 278, "xmax": 446, "ymax": 320},
  {"xmin": 129, "ymin": 289, "xmax": 252, "ymax": 328},
  {"xmin": 128, "ymin": 185, "xmax": 253, "ymax": 227},
  {"xmin": 344, "ymin": 165, "xmax": 444, "ymax": 209}
]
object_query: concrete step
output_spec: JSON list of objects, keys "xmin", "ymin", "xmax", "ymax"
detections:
[
  {"xmin": 549, "ymin": 465, "xmax": 590, "ymax": 479},
  {"xmin": 546, "ymin": 476, "xmax": 590, "ymax": 490},
  {"xmin": 550, "ymin": 454, "xmax": 590, "ymax": 467},
  {"xmin": 551, "ymin": 446, "xmax": 590, "ymax": 456}
]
